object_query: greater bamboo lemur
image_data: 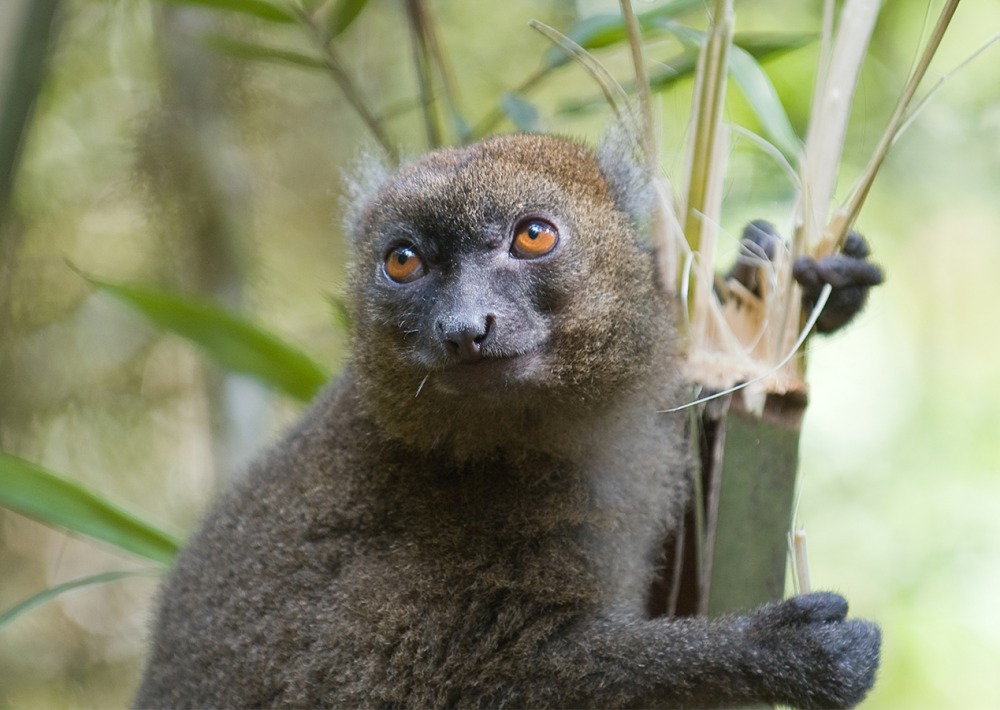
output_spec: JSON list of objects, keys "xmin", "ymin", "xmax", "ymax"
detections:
[{"xmin": 136, "ymin": 134, "xmax": 882, "ymax": 709}]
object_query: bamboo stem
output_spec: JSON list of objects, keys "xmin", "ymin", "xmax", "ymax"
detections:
[
  {"xmin": 822, "ymin": 0, "xmax": 962, "ymax": 255},
  {"xmin": 681, "ymin": 0, "xmax": 732, "ymax": 256},
  {"xmin": 791, "ymin": 528, "xmax": 812, "ymax": 594},
  {"xmin": 778, "ymin": 0, "xmax": 881, "ymax": 362},
  {"xmin": 678, "ymin": 0, "xmax": 732, "ymax": 342}
]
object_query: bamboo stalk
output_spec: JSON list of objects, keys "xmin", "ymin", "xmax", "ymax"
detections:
[
  {"xmin": 680, "ymin": 0, "xmax": 733, "ymax": 258},
  {"xmin": 791, "ymin": 528, "xmax": 812, "ymax": 594},
  {"xmin": 793, "ymin": 0, "xmax": 882, "ymax": 255},
  {"xmin": 779, "ymin": 0, "xmax": 882, "ymax": 362},
  {"xmin": 706, "ymin": 395, "xmax": 803, "ymax": 614},
  {"xmin": 821, "ymin": 0, "xmax": 962, "ymax": 256}
]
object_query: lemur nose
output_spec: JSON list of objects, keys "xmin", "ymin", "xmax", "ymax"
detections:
[{"xmin": 438, "ymin": 314, "xmax": 495, "ymax": 364}]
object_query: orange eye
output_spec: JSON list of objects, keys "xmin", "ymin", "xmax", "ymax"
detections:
[
  {"xmin": 511, "ymin": 219, "xmax": 559, "ymax": 259},
  {"xmin": 383, "ymin": 244, "xmax": 425, "ymax": 283}
]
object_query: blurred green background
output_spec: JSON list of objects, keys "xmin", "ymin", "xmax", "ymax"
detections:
[{"xmin": 0, "ymin": 0, "xmax": 998, "ymax": 707}]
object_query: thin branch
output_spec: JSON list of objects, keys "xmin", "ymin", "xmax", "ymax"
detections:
[
  {"xmin": 404, "ymin": 0, "xmax": 441, "ymax": 148},
  {"xmin": 780, "ymin": 0, "xmax": 880, "ymax": 363},
  {"xmin": 292, "ymin": 5, "xmax": 399, "ymax": 163},
  {"xmin": 619, "ymin": 0, "xmax": 656, "ymax": 168},
  {"xmin": 896, "ymin": 31, "xmax": 1000, "ymax": 139},
  {"xmin": 415, "ymin": 0, "xmax": 468, "ymax": 143},
  {"xmin": 679, "ymin": 0, "xmax": 732, "ymax": 338}
]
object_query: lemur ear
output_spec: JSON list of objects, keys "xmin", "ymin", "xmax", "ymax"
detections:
[
  {"xmin": 341, "ymin": 148, "xmax": 393, "ymax": 243},
  {"xmin": 596, "ymin": 121, "xmax": 655, "ymax": 230}
]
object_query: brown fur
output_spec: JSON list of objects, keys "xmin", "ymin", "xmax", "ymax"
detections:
[{"xmin": 134, "ymin": 134, "xmax": 879, "ymax": 709}]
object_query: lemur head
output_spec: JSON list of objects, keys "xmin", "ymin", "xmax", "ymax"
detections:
[{"xmin": 346, "ymin": 134, "xmax": 677, "ymax": 453}]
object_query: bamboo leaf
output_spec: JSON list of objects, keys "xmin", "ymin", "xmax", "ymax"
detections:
[
  {"xmin": 559, "ymin": 32, "xmax": 814, "ymax": 117},
  {"xmin": 663, "ymin": 23, "xmax": 801, "ymax": 160},
  {"xmin": 544, "ymin": 0, "xmax": 702, "ymax": 67},
  {"xmin": 0, "ymin": 571, "xmax": 153, "ymax": 627},
  {"xmin": 731, "ymin": 31, "xmax": 816, "ymax": 58},
  {"xmin": 0, "ymin": 453, "xmax": 181, "ymax": 564},
  {"xmin": 329, "ymin": 0, "xmax": 371, "ymax": 39},
  {"xmin": 154, "ymin": 0, "xmax": 295, "ymax": 23},
  {"xmin": 204, "ymin": 35, "xmax": 326, "ymax": 70},
  {"xmin": 727, "ymin": 44, "xmax": 802, "ymax": 161},
  {"xmin": 90, "ymin": 278, "xmax": 330, "ymax": 403}
]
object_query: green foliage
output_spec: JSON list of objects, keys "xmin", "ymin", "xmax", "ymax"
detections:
[
  {"xmin": 726, "ymin": 41, "xmax": 800, "ymax": 160},
  {"xmin": 328, "ymin": 0, "xmax": 371, "ymax": 39},
  {"xmin": 544, "ymin": 0, "xmax": 703, "ymax": 67},
  {"xmin": 664, "ymin": 23, "xmax": 801, "ymax": 160},
  {"xmin": 556, "ymin": 28, "xmax": 812, "ymax": 158},
  {"xmin": 90, "ymin": 277, "xmax": 331, "ymax": 403},
  {"xmin": 154, "ymin": 0, "xmax": 294, "ymax": 23},
  {"xmin": 0, "ymin": 452, "xmax": 180, "ymax": 565},
  {"xmin": 203, "ymin": 35, "xmax": 326, "ymax": 70}
]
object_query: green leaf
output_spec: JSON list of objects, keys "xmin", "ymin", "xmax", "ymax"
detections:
[
  {"xmin": 729, "ymin": 31, "xmax": 817, "ymax": 58},
  {"xmin": 0, "ymin": 453, "xmax": 181, "ymax": 564},
  {"xmin": 650, "ymin": 23, "xmax": 803, "ymax": 160},
  {"xmin": 0, "ymin": 570, "xmax": 153, "ymax": 627},
  {"xmin": 727, "ymin": 43, "xmax": 802, "ymax": 161},
  {"xmin": 646, "ymin": 31, "xmax": 815, "ymax": 91},
  {"xmin": 544, "ymin": 0, "xmax": 702, "ymax": 67},
  {"xmin": 204, "ymin": 35, "xmax": 326, "ymax": 70},
  {"xmin": 155, "ymin": 0, "xmax": 295, "ymax": 23},
  {"xmin": 660, "ymin": 23, "xmax": 801, "ymax": 159},
  {"xmin": 329, "ymin": 0, "xmax": 370, "ymax": 39},
  {"xmin": 501, "ymin": 92, "xmax": 542, "ymax": 132},
  {"xmin": 90, "ymin": 278, "xmax": 330, "ymax": 403}
]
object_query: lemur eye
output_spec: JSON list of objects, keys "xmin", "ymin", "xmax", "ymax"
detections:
[
  {"xmin": 383, "ymin": 244, "xmax": 425, "ymax": 283},
  {"xmin": 511, "ymin": 219, "xmax": 559, "ymax": 259}
]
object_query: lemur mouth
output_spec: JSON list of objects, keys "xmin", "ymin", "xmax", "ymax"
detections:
[{"xmin": 434, "ymin": 350, "xmax": 544, "ymax": 393}]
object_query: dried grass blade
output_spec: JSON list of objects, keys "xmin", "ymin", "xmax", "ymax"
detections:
[{"xmin": 527, "ymin": 20, "xmax": 632, "ymax": 129}]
